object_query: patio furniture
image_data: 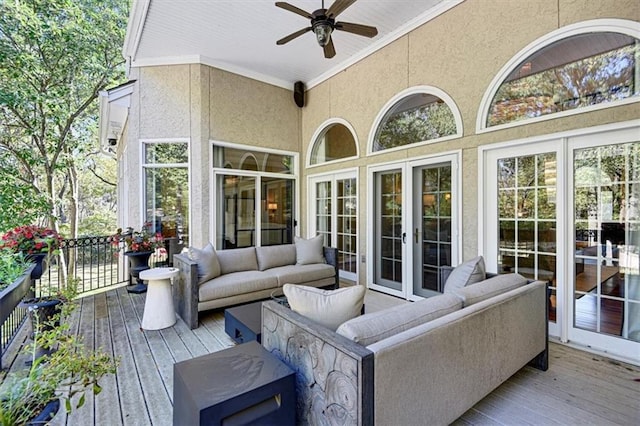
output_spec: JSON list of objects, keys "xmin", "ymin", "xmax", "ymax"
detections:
[
  {"xmin": 173, "ymin": 341, "xmax": 295, "ymax": 426},
  {"xmin": 140, "ymin": 267, "xmax": 179, "ymax": 330},
  {"xmin": 224, "ymin": 301, "xmax": 263, "ymax": 344},
  {"xmin": 173, "ymin": 242, "xmax": 339, "ymax": 329},
  {"xmin": 261, "ymin": 273, "xmax": 548, "ymax": 425}
]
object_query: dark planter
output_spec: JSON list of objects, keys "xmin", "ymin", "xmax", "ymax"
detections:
[
  {"xmin": 28, "ymin": 398, "xmax": 60, "ymax": 425},
  {"xmin": 21, "ymin": 297, "xmax": 63, "ymax": 362},
  {"xmin": 124, "ymin": 251, "xmax": 152, "ymax": 294},
  {"xmin": 25, "ymin": 253, "xmax": 48, "ymax": 280}
]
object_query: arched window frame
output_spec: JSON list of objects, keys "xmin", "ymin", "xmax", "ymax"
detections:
[
  {"xmin": 367, "ymin": 86, "xmax": 463, "ymax": 156},
  {"xmin": 306, "ymin": 118, "xmax": 360, "ymax": 168},
  {"xmin": 476, "ymin": 19, "xmax": 640, "ymax": 134}
]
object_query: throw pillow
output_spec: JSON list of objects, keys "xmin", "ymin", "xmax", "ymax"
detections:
[
  {"xmin": 443, "ymin": 256, "xmax": 486, "ymax": 293},
  {"xmin": 283, "ymin": 284, "xmax": 366, "ymax": 331},
  {"xmin": 294, "ymin": 235, "xmax": 325, "ymax": 265},
  {"xmin": 188, "ymin": 243, "xmax": 220, "ymax": 284}
]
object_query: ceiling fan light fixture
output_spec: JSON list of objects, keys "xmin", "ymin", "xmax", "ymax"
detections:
[{"xmin": 313, "ymin": 21, "xmax": 333, "ymax": 47}]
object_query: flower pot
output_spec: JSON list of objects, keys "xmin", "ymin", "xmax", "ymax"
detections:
[
  {"xmin": 27, "ymin": 398, "xmax": 60, "ymax": 425},
  {"xmin": 25, "ymin": 253, "xmax": 48, "ymax": 280},
  {"xmin": 125, "ymin": 251, "xmax": 152, "ymax": 294},
  {"xmin": 21, "ymin": 297, "xmax": 63, "ymax": 362}
]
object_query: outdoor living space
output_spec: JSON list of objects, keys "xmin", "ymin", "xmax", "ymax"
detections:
[{"xmin": 1, "ymin": 284, "xmax": 638, "ymax": 425}]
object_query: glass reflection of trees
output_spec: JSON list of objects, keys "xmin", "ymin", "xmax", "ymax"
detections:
[
  {"xmin": 143, "ymin": 142, "xmax": 189, "ymax": 246},
  {"xmin": 489, "ymin": 33, "xmax": 638, "ymax": 127},
  {"xmin": 373, "ymin": 93, "xmax": 456, "ymax": 151}
]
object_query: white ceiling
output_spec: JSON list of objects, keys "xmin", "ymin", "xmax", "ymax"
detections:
[{"xmin": 124, "ymin": 0, "xmax": 463, "ymax": 89}]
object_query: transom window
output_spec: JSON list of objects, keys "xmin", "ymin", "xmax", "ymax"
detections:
[
  {"xmin": 309, "ymin": 120, "xmax": 357, "ymax": 165},
  {"xmin": 480, "ymin": 20, "xmax": 640, "ymax": 131},
  {"xmin": 370, "ymin": 87, "xmax": 461, "ymax": 153}
]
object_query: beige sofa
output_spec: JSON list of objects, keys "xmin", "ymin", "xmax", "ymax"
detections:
[
  {"xmin": 261, "ymin": 272, "xmax": 548, "ymax": 425},
  {"xmin": 173, "ymin": 244, "xmax": 338, "ymax": 329}
]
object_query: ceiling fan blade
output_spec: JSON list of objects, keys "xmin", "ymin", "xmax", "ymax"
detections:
[
  {"xmin": 324, "ymin": 37, "xmax": 336, "ymax": 58},
  {"xmin": 326, "ymin": 0, "xmax": 357, "ymax": 19},
  {"xmin": 335, "ymin": 21, "xmax": 378, "ymax": 38},
  {"xmin": 277, "ymin": 27, "xmax": 312, "ymax": 45},
  {"xmin": 275, "ymin": 2, "xmax": 313, "ymax": 19}
]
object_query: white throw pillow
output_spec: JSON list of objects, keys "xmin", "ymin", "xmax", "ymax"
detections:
[
  {"xmin": 444, "ymin": 256, "xmax": 486, "ymax": 293},
  {"xmin": 188, "ymin": 243, "xmax": 221, "ymax": 284},
  {"xmin": 283, "ymin": 284, "xmax": 366, "ymax": 331},
  {"xmin": 294, "ymin": 235, "xmax": 325, "ymax": 265}
]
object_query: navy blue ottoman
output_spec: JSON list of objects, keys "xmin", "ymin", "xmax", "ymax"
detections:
[{"xmin": 173, "ymin": 341, "xmax": 295, "ymax": 425}]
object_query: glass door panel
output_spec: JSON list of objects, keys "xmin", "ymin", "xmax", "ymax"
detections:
[
  {"xmin": 413, "ymin": 164, "xmax": 452, "ymax": 296},
  {"xmin": 497, "ymin": 152, "xmax": 557, "ymax": 322},
  {"xmin": 310, "ymin": 173, "xmax": 358, "ymax": 280},
  {"xmin": 261, "ymin": 177, "xmax": 294, "ymax": 246},
  {"xmin": 572, "ymin": 142, "xmax": 640, "ymax": 342},
  {"xmin": 374, "ymin": 170, "xmax": 403, "ymax": 291},
  {"xmin": 337, "ymin": 178, "xmax": 357, "ymax": 275},
  {"xmin": 216, "ymin": 175, "xmax": 256, "ymax": 249},
  {"xmin": 315, "ymin": 181, "xmax": 331, "ymax": 246}
]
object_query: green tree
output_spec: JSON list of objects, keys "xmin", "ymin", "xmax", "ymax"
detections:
[{"xmin": 0, "ymin": 0, "xmax": 128, "ymax": 237}]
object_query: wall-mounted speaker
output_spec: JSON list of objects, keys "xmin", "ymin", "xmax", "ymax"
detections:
[{"xmin": 294, "ymin": 81, "xmax": 305, "ymax": 108}]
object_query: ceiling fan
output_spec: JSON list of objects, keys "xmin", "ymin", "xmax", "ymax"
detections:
[{"xmin": 275, "ymin": 0, "xmax": 378, "ymax": 59}]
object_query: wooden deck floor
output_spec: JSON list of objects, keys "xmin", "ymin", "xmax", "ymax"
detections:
[{"xmin": 2, "ymin": 286, "xmax": 639, "ymax": 425}]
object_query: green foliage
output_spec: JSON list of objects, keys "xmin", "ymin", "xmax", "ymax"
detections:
[
  {"xmin": 0, "ymin": 164, "xmax": 49, "ymax": 233},
  {"xmin": 0, "ymin": 250, "xmax": 30, "ymax": 289},
  {"xmin": 374, "ymin": 101, "xmax": 456, "ymax": 151},
  {"xmin": 0, "ymin": 0, "xmax": 128, "ymax": 235},
  {"xmin": 0, "ymin": 277, "xmax": 118, "ymax": 424}
]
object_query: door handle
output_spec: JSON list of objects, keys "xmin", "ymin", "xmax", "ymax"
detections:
[
  {"xmin": 402, "ymin": 232, "xmax": 406, "ymax": 244},
  {"xmin": 415, "ymin": 228, "xmax": 420, "ymax": 244}
]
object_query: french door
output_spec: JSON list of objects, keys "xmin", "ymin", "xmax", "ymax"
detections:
[
  {"xmin": 368, "ymin": 154, "xmax": 460, "ymax": 300},
  {"xmin": 309, "ymin": 171, "xmax": 358, "ymax": 281},
  {"xmin": 483, "ymin": 124, "xmax": 640, "ymax": 363}
]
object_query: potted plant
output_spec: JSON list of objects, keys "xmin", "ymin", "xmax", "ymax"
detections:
[
  {"xmin": 0, "ymin": 278, "xmax": 118, "ymax": 424},
  {"xmin": 0, "ymin": 225, "xmax": 62, "ymax": 279},
  {"xmin": 112, "ymin": 223, "xmax": 164, "ymax": 293}
]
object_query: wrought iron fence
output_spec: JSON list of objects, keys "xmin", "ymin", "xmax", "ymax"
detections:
[{"xmin": 1, "ymin": 234, "xmax": 176, "ymax": 365}]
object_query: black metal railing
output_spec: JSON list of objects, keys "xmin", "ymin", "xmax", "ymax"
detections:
[{"xmin": 1, "ymin": 234, "xmax": 180, "ymax": 364}]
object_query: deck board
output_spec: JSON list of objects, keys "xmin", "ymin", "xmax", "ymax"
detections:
[{"xmin": 1, "ymin": 287, "xmax": 638, "ymax": 425}]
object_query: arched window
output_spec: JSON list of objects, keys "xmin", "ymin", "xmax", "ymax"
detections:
[
  {"xmin": 309, "ymin": 119, "xmax": 358, "ymax": 166},
  {"xmin": 369, "ymin": 86, "xmax": 462, "ymax": 153},
  {"xmin": 479, "ymin": 19, "xmax": 639, "ymax": 131}
]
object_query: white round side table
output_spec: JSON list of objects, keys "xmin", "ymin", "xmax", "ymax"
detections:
[{"xmin": 139, "ymin": 267, "xmax": 179, "ymax": 330}]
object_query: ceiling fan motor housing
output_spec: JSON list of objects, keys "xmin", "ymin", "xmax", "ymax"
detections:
[{"xmin": 311, "ymin": 10, "xmax": 334, "ymax": 47}]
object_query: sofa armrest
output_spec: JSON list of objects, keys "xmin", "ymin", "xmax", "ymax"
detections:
[
  {"xmin": 261, "ymin": 301, "xmax": 373, "ymax": 425},
  {"xmin": 173, "ymin": 253, "xmax": 199, "ymax": 329},
  {"xmin": 323, "ymin": 246, "xmax": 339, "ymax": 289}
]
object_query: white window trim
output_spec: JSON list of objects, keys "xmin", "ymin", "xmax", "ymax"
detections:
[
  {"xmin": 367, "ymin": 85, "xmax": 464, "ymax": 156},
  {"xmin": 306, "ymin": 117, "xmax": 360, "ymax": 168},
  {"xmin": 209, "ymin": 140, "xmax": 300, "ymax": 247},
  {"xmin": 139, "ymin": 138, "xmax": 191, "ymax": 243},
  {"xmin": 477, "ymin": 118, "xmax": 640, "ymax": 365},
  {"xmin": 308, "ymin": 168, "xmax": 359, "ymax": 281},
  {"xmin": 366, "ymin": 150, "xmax": 462, "ymax": 300},
  {"xmin": 476, "ymin": 19, "xmax": 640, "ymax": 134}
]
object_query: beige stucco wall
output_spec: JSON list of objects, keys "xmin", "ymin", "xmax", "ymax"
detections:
[
  {"xmin": 122, "ymin": 64, "xmax": 300, "ymax": 247},
  {"xmin": 299, "ymin": 0, "xmax": 639, "ymax": 285}
]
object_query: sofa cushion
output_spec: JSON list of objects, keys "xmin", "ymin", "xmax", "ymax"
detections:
[
  {"xmin": 336, "ymin": 293, "xmax": 462, "ymax": 346},
  {"xmin": 188, "ymin": 243, "xmax": 221, "ymax": 284},
  {"xmin": 216, "ymin": 247, "xmax": 258, "ymax": 274},
  {"xmin": 283, "ymin": 284, "xmax": 366, "ymax": 331},
  {"xmin": 450, "ymin": 273, "xmax": 528, "ymax": 306},
  {"xmin": 255, "ymin": 244, "xmax": 296, "ymax": 271},
  {"xmin": 199, "ymin": 271, "xmax": 278, "ymax": 301},
  {"xmin": 294, "ymin": 235, "xmax": 325, "ymax": 265},
  {"xmin": 443, "ymin": 256, "xmax": 486, "ymax": 293},
  {"xmin": 269, "ymin": 263, "xmax": 335, "ymax": 286}
]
